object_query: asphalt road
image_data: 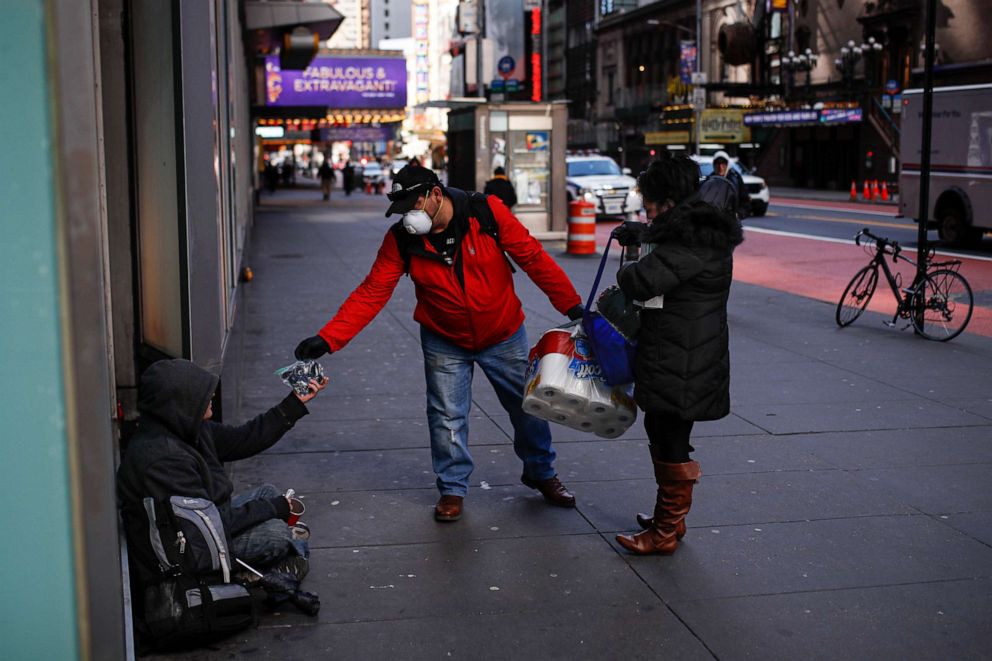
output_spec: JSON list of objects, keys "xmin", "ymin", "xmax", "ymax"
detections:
[{"xmin": 751, "ymin": 198, "xmax": 992, "ymax": 260}]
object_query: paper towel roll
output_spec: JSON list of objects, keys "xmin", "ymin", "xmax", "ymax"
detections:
[
  {"xmin": 594, "ymin": 420, "xmax": 628, "ymax": 439},
  {"xmin": 522, "ymin": 395, "xmax": 555, "ymax": 420},
  {"xmin": 532, "ymin": 353, "xmax": 572, "ymax": 403},
  {"xmin": 554, "ymin": 375, "xmax": 590, "ymax": 413},
  {"xmin": 584, "ymin": 379, "xmax": 616, "ymax": 417}
]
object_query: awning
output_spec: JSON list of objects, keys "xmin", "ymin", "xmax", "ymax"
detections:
[{"xmin": 244, "ymin": 0, "xmax": 343, "ymax": 41}]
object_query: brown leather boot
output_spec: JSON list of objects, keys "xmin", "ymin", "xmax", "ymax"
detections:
[
  {"xmin": 633, "ymin": 446, "xmax": 687, "ymax": 538},
  {"xmin": 616, "ymin": 460, "xmax": 701, "ymax": 555}
]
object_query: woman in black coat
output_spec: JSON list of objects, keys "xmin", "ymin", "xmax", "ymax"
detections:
[{"xmin": 612, "ymin": 153, "xmax": 743, "ymax": 555}]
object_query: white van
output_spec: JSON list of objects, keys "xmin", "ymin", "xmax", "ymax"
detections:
[{"xmin": 899, "ymin": 84, "xmax": 992, "ymax": 247}]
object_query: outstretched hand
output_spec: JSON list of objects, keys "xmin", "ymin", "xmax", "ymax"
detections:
[
  {"xmin": 295, "ymin": 335, "xmax": 330, "ymax": 361},
  {"xmin": 295, "ymin": 377, "xmax": 328, "ymax": 404}
]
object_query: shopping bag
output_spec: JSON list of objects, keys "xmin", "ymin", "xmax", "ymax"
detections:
[{"xmin": 582, "ymin": 235, "xmax": 638, "ymax": 386}]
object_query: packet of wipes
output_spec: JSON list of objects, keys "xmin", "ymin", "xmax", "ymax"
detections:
[{"xmin": 275, "ymin": 360, "xmax": 325, "ymax": 397}]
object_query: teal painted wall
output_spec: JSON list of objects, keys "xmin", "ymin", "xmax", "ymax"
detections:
[{"xmin": 0, "ymin": 2, "xmax": 80, "ymax": 660}]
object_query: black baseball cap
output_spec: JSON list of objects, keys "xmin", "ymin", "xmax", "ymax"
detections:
[{"xmin": 385, "ymin": 165, "xmax": 442, "ymax": 217}]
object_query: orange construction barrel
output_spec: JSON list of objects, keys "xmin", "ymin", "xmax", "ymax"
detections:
[{"xmin": 567, "ymin": 199, "xmax": 597, "ymax": 255}]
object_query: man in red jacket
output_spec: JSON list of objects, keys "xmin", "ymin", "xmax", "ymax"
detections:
[{"xmin": 295, "ymin": 165, "xmax": 583, "ymax": 522}]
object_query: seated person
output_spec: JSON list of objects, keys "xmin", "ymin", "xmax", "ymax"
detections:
[{"xmin": 118, "ymin": 359, "xmax": 326, "ymax": 586}]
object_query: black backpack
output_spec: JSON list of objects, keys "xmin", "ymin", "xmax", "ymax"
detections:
[
  {"xmin": 130, "ymin": 496, "xmax": 256, "ymax": 650},
  {"xmin": 391, "ymin": 191, "xmax": 506, "ymax": 273}
]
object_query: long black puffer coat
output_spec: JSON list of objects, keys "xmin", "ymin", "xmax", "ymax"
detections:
[{"xmin": 617, "ymin": 200, "xmax": 743, "ymax": 420}]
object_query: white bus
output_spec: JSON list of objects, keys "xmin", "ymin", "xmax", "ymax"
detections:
[{"xmin": 899, "ymin": 84, "xmax": 992, "ymax": 247}]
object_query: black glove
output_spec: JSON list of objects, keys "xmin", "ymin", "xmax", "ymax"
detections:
[
  {"xmin": 566, "ymin": 304, "xmax": 584, "ymax": 321},
  {"xmin": 611, "ymin": 221, "xmax": 646, "ymax": 247},
  {"xmin": 295, "ymin": 335, "xmax": 330, "ymax": 361}
]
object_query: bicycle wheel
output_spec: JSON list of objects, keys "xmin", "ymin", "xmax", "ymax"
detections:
[
  {"xmin": 910, "ymin": 269, "xmax": 974, "ymax": 341},
  {"xmin": 836, "ymin": 265, "xmax": 879, "ymax": 327}
]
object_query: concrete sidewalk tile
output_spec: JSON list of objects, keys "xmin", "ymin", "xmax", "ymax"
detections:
[
  {"xmin": 616, "ymin": 515, "xmax": 992, "ymax": 602},
  {"xmin": 310, "ymin": 534, "xmax": 657, "ymax": 623},
  {"xmin": 732, "ymin": 399, "xmax": 989, "ymax": 434},
  {"xmin": 942, "ymin": 512, "xmax": 992, "ymax": 548},
  {"xmin": 730, "ymin": 374, "xmax": 919, "ymax": 407},
  {"xmin": 672, "ymin": 578, "xmax": 992, "ymax": 661},
  {"xmin": 787, "ymin": 426, "xmax": 992, "ymax": 469},
  {"xmin": 853, "ymin": 463, "xmax": 992, "ymax": 515},
  {"xmin": 577, "ymin": 467, "xmax": 914, "ymax": 534},
  {"xmin": 263, "ymin": 415, "xmax": 510, "ymax": 454},
  {"xmin": 298, "ymin": 486, "xmax": 593, "ymax": 549},
  {"xmin": 693, "ymin": 414, "xmax": 767, "ymax": 438},
  {"xmin": 206, "ymin": 604, "xmax": 712, "ymax": 660},
  {"xmin": 236, "ymin": 442, "xmax": 555, "ymax": 495}
]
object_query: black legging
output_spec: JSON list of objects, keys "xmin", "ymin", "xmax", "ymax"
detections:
[{"xmin": 644, "ymin": 412, "xmax": 695, "ymax": 463}]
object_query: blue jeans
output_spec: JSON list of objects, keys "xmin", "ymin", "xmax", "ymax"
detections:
[
  {"xmin": 230, "ymin": 484, "xmax": 307, "ymax": 567},
  {"xmin": 421, "ymin": 324, "xmax": 557, "ymax": 496}
]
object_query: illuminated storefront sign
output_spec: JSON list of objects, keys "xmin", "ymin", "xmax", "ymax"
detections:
[
  {"xmin": 414, "ymin": 0, "xmax": 430, "ymax": 105},
  {"xmin": 700, "ymin": 109, "xmax": 751, "ymax": 143},
  {"xmin": 744, "ymin": 109, "xmax": 818, "ymax": 126},
  {"xmin": 265, "ymin": 55, "xmax": 407, "ymax": 109}
]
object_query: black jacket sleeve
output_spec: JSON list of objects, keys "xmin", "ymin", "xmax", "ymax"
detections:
[
  {"xmin": 617, "ymin": 243, "xmax": 705, "ymax": 301},
  {"xmin": 205, "ymin": 393, "xmax": 309, "ymax": 462}
]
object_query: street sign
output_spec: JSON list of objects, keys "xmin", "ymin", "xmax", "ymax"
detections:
[
  {"xmin": 691, "ymin": 72, "xmax": 707, "ymax": 85},
  {"xmin": 885, "ymin": 79, "xmax": 900, "ymax": 95},
  {"xmin": 498, "ymin": 56, "xmax": 516, "ymax": 80},
  {"xmin": 691, "ymin": 87, "xmax": 706, "ymax": 108}
]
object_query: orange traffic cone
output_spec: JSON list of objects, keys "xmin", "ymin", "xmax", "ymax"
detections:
[
  {"xmin": 880, "ymin": 181, "xmax": 889, "ymax": 202},
  {"xmin": 871, "ymin": 180, "xmax": 880, "ymax": 202},
  {"xmin": 850, "ymin": 181, "xmax": 858, "ymax": 201},
  {"xmin": 863, "ymin": 180, "xmax": 871, "ymax": 200}
]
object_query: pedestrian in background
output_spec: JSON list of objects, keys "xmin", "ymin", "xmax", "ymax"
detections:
[
  {"xmin": 484, "ymin": 167, "xmax": 517, "ymax": 209},
  {"xmin": 318, "ymin": 160, "xmax": 334, "ymax": 201},
  {"xmin": 294, "ymin": 165, "xmax": 583, "ymax": 522},
  {"xmin": 710, "ymin": 150, "xmax": 750, "ymax": 219},
  {"xmin": 611, "ymin": 153, "xmax": 743, "ymax": 555},
  {"xmin": 343, "ymin": 160, "xmax": 355, "ymax": 196}
]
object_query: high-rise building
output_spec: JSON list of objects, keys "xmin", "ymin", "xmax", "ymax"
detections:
[
  {"xmin": 371, "ymin": 0, "xmax": 412, "ymax": 48},
  {"xmin": 325, "ymin": 0, "xmax": 371, "ymax": 49}
]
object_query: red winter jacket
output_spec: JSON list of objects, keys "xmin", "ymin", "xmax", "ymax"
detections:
[{"xmin": 318, "ymin": 188, "xmax": 581, "ymax": 352}]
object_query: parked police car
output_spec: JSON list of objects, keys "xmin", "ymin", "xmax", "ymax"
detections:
[{"xmin": 566, "ymin": 155, "xmax": 643, "ymax": 221}]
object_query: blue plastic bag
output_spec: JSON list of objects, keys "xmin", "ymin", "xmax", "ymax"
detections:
[{"xmin": 581, "ymin": 235, "xmax": 637, "ymax": 386}]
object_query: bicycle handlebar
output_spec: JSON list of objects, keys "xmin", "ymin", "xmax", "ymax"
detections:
[{"xmin": 855, "ymin": 228, "xmax": 901, "ymax": 258}]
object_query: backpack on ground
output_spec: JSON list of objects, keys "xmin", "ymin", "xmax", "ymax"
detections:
[{"xmin": 132, "ymin": 495, "xmax": 256, "ymax": 650}]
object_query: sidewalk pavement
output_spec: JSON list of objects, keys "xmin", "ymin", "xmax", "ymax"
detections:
[{"xmin": 168, "ymin": 185, "xmax": 992, "ymax": 659}]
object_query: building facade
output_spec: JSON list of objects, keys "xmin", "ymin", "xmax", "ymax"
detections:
[
  {"xmin": 370, "ymin": 0, "xmax": 412, "ymax": 47},
  {"xmin": 0, "ymin": 1, "xmax": 342, "ymax": 657}
]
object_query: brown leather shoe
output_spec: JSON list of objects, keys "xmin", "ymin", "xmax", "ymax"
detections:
[
  {"xmin": 521, "ymin": 474, "xmax": 576, "ymax": 508},
  {"xmin": 434, "ymin": 495, "xmax": 464, "ymax": 522}
]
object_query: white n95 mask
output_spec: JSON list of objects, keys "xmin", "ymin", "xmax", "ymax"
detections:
[{"xmin": 401, "ymin": 209, "xmax": 433, "ymax": 235}]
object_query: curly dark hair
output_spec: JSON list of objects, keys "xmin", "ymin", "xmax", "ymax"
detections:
[{"xmin": 636, "ymin": 153, "xmax": 700, "ymax": 206}]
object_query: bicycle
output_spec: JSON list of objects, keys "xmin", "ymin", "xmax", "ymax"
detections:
[{"xmin": 836, "ymin": 228, "xmax": 974, "ymax": 341}]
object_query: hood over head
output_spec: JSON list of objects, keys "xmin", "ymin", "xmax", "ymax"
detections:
[
  {"xmin": 137, "ymin": 359, "xmax": 219, "ymax": 443},
  {"xmin": 712, "ymin": 150, "xmax": 731, "ymax": 165}
]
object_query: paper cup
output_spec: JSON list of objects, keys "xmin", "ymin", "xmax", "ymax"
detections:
[{"xmin": 287, "ymin": 497, "xmax": 306, "ymax": 526}]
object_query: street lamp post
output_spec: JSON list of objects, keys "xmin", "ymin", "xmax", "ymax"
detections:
[
  {"xmin": 834, "ymin": 40, "xmax": 862, "ymax": 100},
  {"xmin": 781, "ymin": 48, "xmax": 818, "ymax": 103}
]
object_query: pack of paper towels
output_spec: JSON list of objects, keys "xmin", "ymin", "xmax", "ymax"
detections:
[{"xmin": 522, "ymin": 327, "xmax": 637, "ymax": 438}]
